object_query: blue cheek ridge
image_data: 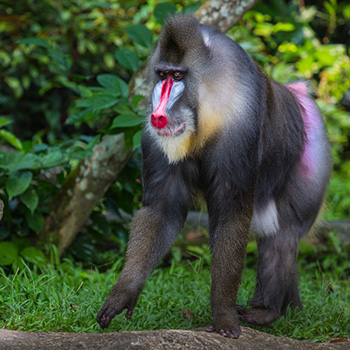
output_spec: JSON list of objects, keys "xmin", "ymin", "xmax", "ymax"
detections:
[
  {"xmin": 152, "ymin": 81, "xmax": 163, "ymax": 111},
  {"xmin": 152, "ymin": 80, "xmax": 185, "ymax": 114},
  {"xmin": 164, "ymin": 81, "xmax": 185, "ymax": 114}
]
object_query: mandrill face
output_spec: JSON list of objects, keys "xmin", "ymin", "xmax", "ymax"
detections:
[
  {"xmin": 147, "ymin": 65, "xmax": 198, "ymax": 163},
  {"xmin": 151, "ymin": 71, "xmax": 186, "ymax": 137}
]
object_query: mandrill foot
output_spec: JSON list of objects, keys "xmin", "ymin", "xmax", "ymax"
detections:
[{"xmin": 236, "ymin": 305, "xmax": 280, "ymax": 326}]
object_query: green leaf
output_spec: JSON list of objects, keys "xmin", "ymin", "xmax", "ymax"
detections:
[
  {"xmin": 182, "ymin": 2, "xmax": 202, "ymax": 14},
  {"xmin": 272, "ymin": 22, "xmax": 295, "ymax": 33},
  {"xmin": 20, "ymin": 187, "xmax": 39, "ymax": 213},
  {"xmin": 0, "ymin": 129, "xmax": 23, "ymax": 150},
  {"xmin": 25, "ymin": 210, "xmax": 45, "ymax": 233},
  {"xmin": 115, "ymin": 49, "xmax": 139, "ymax": 72},
  {"xmin": 131, "ymin": 95, "xmax": 145, "ymax": 110},
  {"xmin": 86, "ymin": 87, "xmax": 107, "ymax": 93},
  {"xmin": 133, "ymin": 130, "xmax": 142, "ymax": 150},
  {"xmin": 17, "ymin": 37, "xmax": 52, "ymax": 49},
  {"xmin": 0, "ymin": 152, "xmax": 41, "ymax": 172},
  {"xmin": 324, "ymin": 2, "xmax": 335, "ymax": 15},
  {"xmin": 76, "ymin": 98, "xmax": 94, "ymax": 108},
  {"xmin": 48, "ymin": 48, "xmax": 71, "ymax": 69},
  {"xmin": 344, "ymin": 5, "xmax": 350, "ymax": 19},
  {"xmin": 40, "ymin": 151, "xmax": 66, "ymax": 168},
  {"xmin": 92, "ymin": 94, "xmax": 118, "ymax": 111},
  {"xmin": 97, "ymin": 74, "xmax": 129, "ymax": 98},
  {"xmin": 314, "ymin": 45, "xmax": 340, "ymax": 67},
  {"xmin": 65, "ymin": 113, "xmax": 84, "ymax": 125},
  {"xmin": 115, "ymin": 104, "xmax": 133, "ymax": 114},
  {"xmin": 6, "ymin": 171, "xmax": 33, "ymax": 199},
  {"xmin": 0, "ymin": 117, "xmax": 12, "ymax": 128},
  {"xmin": 111, "ymin": 114, "xmax": 143, "ymax": 128},
  {"xmin": 104, "ymin": 52, "xmax": 115, "ymax": 69},
  {"xmin": 21, "ymin": 141, "xmax": 34, "ymax": 153},
  {"xmin": 296, "ymin": 56, "xmax": 314, "ymax": 77},
  {"xmin": 33, "ymin": 144, "xmax": 49, "ymax": 153},
  {"xmin": 154, "ymin": 2, "xmax": 177, "ymax": 24},
  {"xmin": 86, "ymin": 135, "xmax": 101, "ymax": 150},
  {"xmin": 0, "ymin": 242, "xmax": 18, "ymax": 266},
  {"xmin": 20, "ymin": 247, "xmax": 47, "ymax": 268},
  {"xmin": 71, "ymin": 149, "xmax": 93, "ymax": 160},
  {"xmin": 126, "ymin": 24, "xmax": 153, "ymax": 48},
  {"xmin": 6, "ymin": 77, "xmax": 23, "ymax": 98},
  {"xmin": 253, "ymin": 23, "xmax": 274, "ymax": 37}
]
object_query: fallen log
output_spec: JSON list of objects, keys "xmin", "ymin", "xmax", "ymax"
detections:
[{"xmin": 0, "ymin": 328, "xmax": 348, "ymax": 350}]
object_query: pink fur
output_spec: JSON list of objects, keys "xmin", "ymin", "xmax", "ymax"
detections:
[{"xmin": 286, "ymin": 82, "xmax": 322, "ymax": 178}]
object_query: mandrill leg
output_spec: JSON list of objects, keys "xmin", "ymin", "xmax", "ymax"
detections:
[
  {"xmin": 205, "ymin": 189, "xmax": 254, "ymax": 338},
  {"xmin": 237, "ymin": 228, "xmax": 303, "ymax": 326},
  {"xmin": 97, "ymin": 204, "xmax": 188, "ymax": 329}
]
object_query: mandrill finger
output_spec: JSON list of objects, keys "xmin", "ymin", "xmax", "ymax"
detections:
[
  {"xmin": 205, "ymin": 325, "xmax": 215, "ymax": 332},
  {"xmin": 125, "ymin": 307, "xmax": 134, "ymax": 319},
  {"xmin": 223, "ymin": 330, "xmax": 240, "ymax": 339},
  {"xmin": 97, "ymin": 304, "xmax": 123, "ymax": 329},
  {"xmin": 236, "ymin": 305, "xmax": 248, "ymax": 318}
]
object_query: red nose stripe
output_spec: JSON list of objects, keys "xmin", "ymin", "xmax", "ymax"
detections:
[{"xmin": 151, "ymin": 76, "xmax": 173, "ymax": 129}]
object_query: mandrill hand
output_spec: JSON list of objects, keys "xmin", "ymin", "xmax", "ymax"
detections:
[{"xmin": 96, "ymin": 283, "xmax": 141, "ymax": 329}]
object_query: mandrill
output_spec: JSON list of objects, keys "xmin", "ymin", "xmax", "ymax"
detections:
[{"xmin": 97, "ymin": 15, "xmax": 332, "ymax": 338}]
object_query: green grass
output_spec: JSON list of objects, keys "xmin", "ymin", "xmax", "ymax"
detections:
[{"xmin": 0, "ymin": 235, "xmax": 349, "ymax": 342}]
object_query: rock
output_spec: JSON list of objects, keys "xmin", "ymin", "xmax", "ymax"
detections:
[{"xmin": 0, "ymin": 328, "xmax": 349, "ymax": 350}]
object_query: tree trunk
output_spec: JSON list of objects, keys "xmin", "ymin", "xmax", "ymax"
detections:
[
  {"xmin": 39, "ymin": 134, "xmax": 131, "ymax": 254},
  {"xmin": 195, "ymin": 0, "xmax": 259, "ymax": 32},
  {"xmin": 39, "ymin": 0, "xmax": 259, "ymax": 256}
]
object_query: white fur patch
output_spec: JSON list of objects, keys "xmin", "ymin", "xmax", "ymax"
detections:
[
  {"xmin": 251, "ymin": 200, "xmax": 280, "ymax": 236},
  {"xmin": 156, "ymin": 128, "xmax": 194, "ymax": 163},
  {"xmin": 202, "ymin": 31, "xmax": 211, "ymax": 48}
]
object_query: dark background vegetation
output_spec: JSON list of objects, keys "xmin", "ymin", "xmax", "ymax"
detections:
[{"xmin": 0, "ymin": 0, "xmax": 349, "ymax": 340}]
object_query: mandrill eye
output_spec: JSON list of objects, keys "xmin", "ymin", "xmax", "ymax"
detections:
[
  {"xmin": 158, "ymin": 71, "xmax": 166, "ymax": 79},
  {"xmin": 173, "ymin": 71, "xmax": 183, "ymax": 81}
]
